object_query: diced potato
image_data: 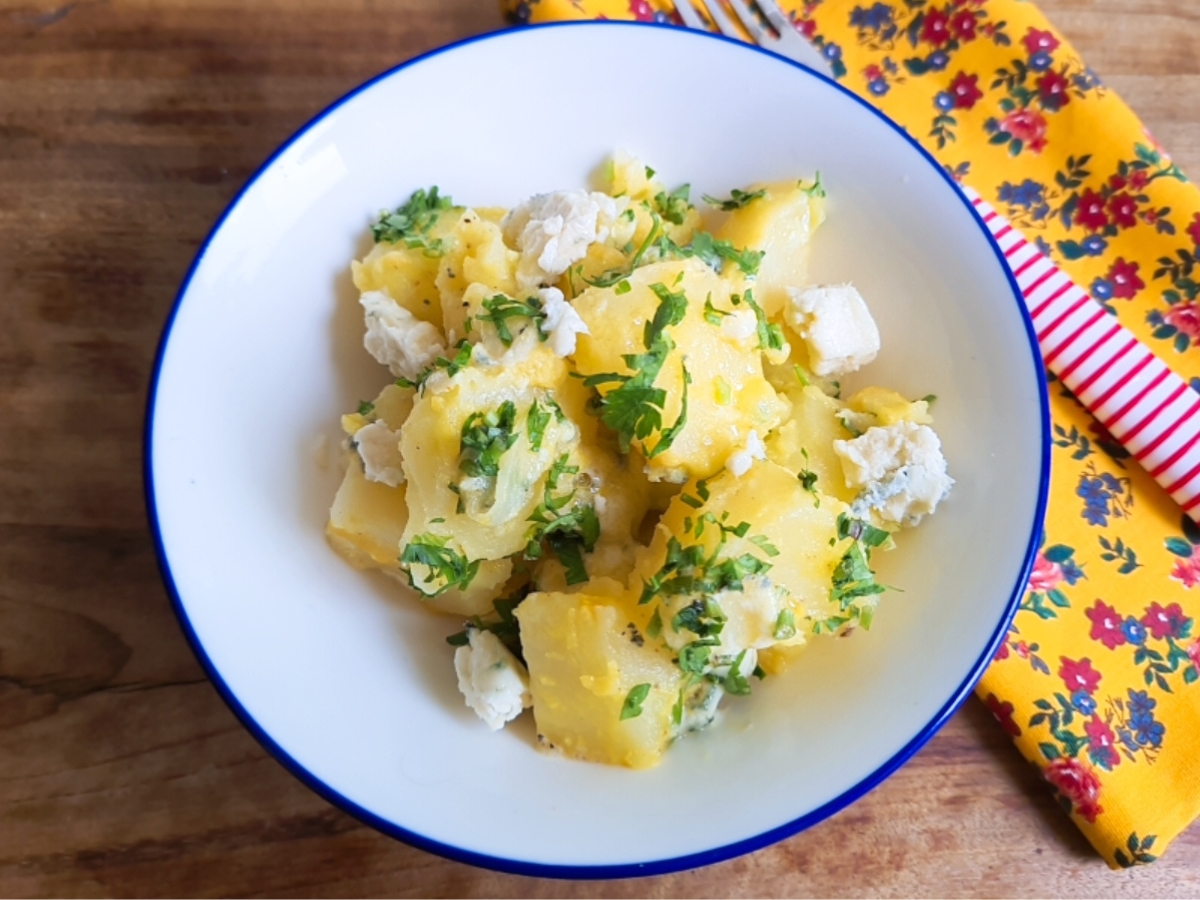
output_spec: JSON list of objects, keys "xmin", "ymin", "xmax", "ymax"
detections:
[
  {"xmin": 437, "ymin": 210, "xmax": 521, "ymax": 337},
  {"xmin": 326, "ymin": 460, "xmax": 508, "ymax": 617},
  {"xmin": 714, "ymin": 180, "xmax": 825, "ymax": 317},
  {"xmin": 767, "ymin": 385, "xmax": 857, "ymax": 503},
  {"xmin": 353, "ymin": 244, "xmax": 447, "ymax": 331},
  {"xmin": 400, "ymin": 348, "xmax": 583, "ymax": 563},
  {"xmin": 328, "ymin": 460, "xmax": 410, "ymax": 571},
  {"xmin": 572, "ymin": 258, "xmax": 787, "ymax": 482},
  {"xmin": 517, "ymin": 590, "xmax": 683, "ymax": 768},
  {"xmin": 846, "ymin": 386, "xmax": 933, "ymax": 426},
  {"xmin": 639, "ymin": 460, "xmax": 849, "ymax": 627}
]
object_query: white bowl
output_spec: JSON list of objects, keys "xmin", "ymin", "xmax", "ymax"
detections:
[{"xmin": 146, "ymin": 22, "xmax": 1049, "ymax": 877}]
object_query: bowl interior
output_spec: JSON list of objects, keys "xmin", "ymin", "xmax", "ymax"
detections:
[{"xmin": 148, "ymin": 22, "xmax": 1047, "ymax": 875}]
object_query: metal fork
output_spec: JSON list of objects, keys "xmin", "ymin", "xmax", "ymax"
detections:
[{"xmin": 674, "ymin": 0, "xmax": 833, "ymax": 76}]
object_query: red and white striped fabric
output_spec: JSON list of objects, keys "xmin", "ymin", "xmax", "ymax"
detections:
[{"xmin": 965, "ymin": 186, "xmax": 1200, "ymax": 522}]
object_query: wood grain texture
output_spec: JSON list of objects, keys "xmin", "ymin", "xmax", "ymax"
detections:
[{"xmin": 1, "ymin": 0, "xmax": 1198, "ymax": 895}]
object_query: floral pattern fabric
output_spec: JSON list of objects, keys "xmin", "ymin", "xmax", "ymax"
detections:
[{"xmin": 501, "ymin": 0, "xmax": 1200, "ymax": 868}]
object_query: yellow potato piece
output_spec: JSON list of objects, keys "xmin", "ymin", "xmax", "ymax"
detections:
[
  {"xmin": 714, "ymin": 180, "xmax": 825, "ymax": 318},
  {"xmin": 767, "ymin": 384, "xmax": 857, "ymax": 504},
  {"xmin": 517, "ymin": 589, "xmax": 683, "ymax": 769},
  {"xmin": 572, "ymin": 257, "xmax": 787, "ymax": 483},
  {"xmin": 846, "ymin": 385, "xmax": 934, "ymax": 426}
]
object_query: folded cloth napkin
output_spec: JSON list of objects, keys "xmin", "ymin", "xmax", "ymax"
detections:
[{"xmin": 502, "ymin": 0, "xmax": 1200, "ymax": 868}]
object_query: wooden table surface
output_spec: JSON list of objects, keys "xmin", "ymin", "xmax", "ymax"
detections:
[{"xmin": 3, "ymin": 1, "xmax": 1200, "ymax": 896}]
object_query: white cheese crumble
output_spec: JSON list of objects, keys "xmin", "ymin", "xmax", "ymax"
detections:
[
  {"xmin": 353, "ymin": 421, "xmax": 405, "ymax": 487},
  {"xmin": 833, "ymin": 421, "xmax": 953, "ymax": 526},
  {"xmin": 360, "ymin": 290, "xmax": 445, "ymax": 381},
  {"xmin": 719, "ymin": 308, "xmax": 758, "ymax": 342},
  {"xmin": 453, "ymin": 627, "xmax": 532, "ymax": 731},
  {"xmin": 785, "ymin": 284, "xmax": 880, "ymax": 377},
  {"xmin": 724, "ymin": 429, "xmax": 766, "ymax": 478},
  {"xmin": 502, "ymin": 190, "xmax": 620, "ymax": 292},
  {"xmin": 537, "ymin": 286, "xmax": 589, "ymax": 356}
]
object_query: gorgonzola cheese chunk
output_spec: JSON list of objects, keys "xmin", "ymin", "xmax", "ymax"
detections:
[
  {"xmin": 453, "ymin": 627, "xmax": 532, "ymax": 730},
  {"xmin": 785, "ymin": 284, "xmax": 880, "ymax": 377},
  {"xmin": 361, "ymin": 290, "xmax": 445, "ymax": 381},
  {"xmin": 502, "ymin": 190, "xmax": 621, "ymax": 293},
  {"xmin": 353, "ymin": 420, "xmax": 405, "ymax": 487},
  {"xmin": 833, "ymin": 421, "xmax": 953, "ymax": 526}
]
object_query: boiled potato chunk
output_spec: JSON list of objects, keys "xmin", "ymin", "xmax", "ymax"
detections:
[
  {"xmin": 572, "ymin": 258, "xmax": 787, "ymax": 482},
  {"xmin": 437, "ymin": 210, "xmax": 520, "ymax": 336},
  {"xmin": 516, "ymin": 590, "xmax": 683, "ymax": 768},
  {"xmin": 846, "ymin": 386, "xmax": 933, "ymax": 427},
  {"xmin": 326, "ymin": 459, "xmax": 506, "ymax": 617},
  {"xmin": 327, "ymin": 461, "xmax": 409, "ymax": 572},
  {"xmin": 399, "ymin": 347, "xmax": 581, "ymax": 563},
  {"xmin": 641, "ymin": 460, "xmax": 849, "ymax": 626},
  {"xmin": 767, "ymin": 385, "xmax": 857, "ymax": 504},
  {"xmin": 715, "ymin": 180, "xmax": 825, "ymax": 317}
]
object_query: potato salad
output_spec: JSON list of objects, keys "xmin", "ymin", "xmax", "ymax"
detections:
[{"xmin": 327, "ymin": 153, "xmax": 953, "ymax": 768}]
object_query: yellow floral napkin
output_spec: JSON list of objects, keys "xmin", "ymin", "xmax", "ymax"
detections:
[{"xmin": 502, "ymin": 0, "xmax": 1200, "ymax": 867}]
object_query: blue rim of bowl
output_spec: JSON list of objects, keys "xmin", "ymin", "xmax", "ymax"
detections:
[{"xmin": 144, "ymin": 19, "xmax": 1051, "ymax": 881}]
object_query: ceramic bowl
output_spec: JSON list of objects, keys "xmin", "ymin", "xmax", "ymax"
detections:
[{"xmin": 146, "ymin": 21, "xmax": 1049, "ymax": 878}]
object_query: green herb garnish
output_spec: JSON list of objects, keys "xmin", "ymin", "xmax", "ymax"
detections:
[
  {"xmin": 654, "ymin": 184, "xmax": 693, "ymax": 226},
  {"xmin": 702, "ymin": 188, "xmax": 766, "ymax": 211},
  {"xmin": 400, "ymin": 533, "xmax": 480, "ymax": 597},
  {"xmin": 620, "ymin": 683, "xmax": 652, "ymax": 720},
  {"xmin": 372, "ymin": 187, "xmax": 454, "ymax": 255},
  {"xmin": 583, "ymin": 282, "xmax": 689, "ymax": 457},
  {"xmin": 459, "ymin": 401, "xmax": 519, "ymax": 479},
  {"xmin": 478, "ymin": 294, "xmax": 547, "ymax": 346}
]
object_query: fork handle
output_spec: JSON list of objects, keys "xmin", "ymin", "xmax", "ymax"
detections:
[{"xmin": 967, "ymin": 187, "xmax": 1200, "ymax": 522}]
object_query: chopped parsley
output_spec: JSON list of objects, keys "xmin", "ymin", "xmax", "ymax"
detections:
[
  {"xmin": 639, "ymin": 512, "xmax": 774, "ymax": 607},
  {"xmin": 583, "ymin": 282, "xmax": 689, "ymax": 458},
  {"xmin": 357, "ymin": 400, "xmax": 375, "ymax": 417},
  {"xmin": 395, "ymin": 339, "xmax": 473, "ymax": 391},
  {"xmin": 825, "ymin": 513, "xmax": 891, "ymax": 630},
  {"xmin": 620, "ymin": 683, "xmax": 652, "ymax": 720},
  {"xmin": 690, "ymin": 232, "xmax": 764, "ymax": 278},
  {"xmin": 703, "ymin": 294, "xmax": 729, "ymax": 326},
  {"xmin": 702, "ymin": 188, "xmax": 766, "ymax": 211},
  {"xmin": 524, "ymin": 455, "xmax": 601, "ymax": 585},
  {"xmin": 459, "ymin": 401, "xmax": 519, "ymax": 479},
  {"xmin": 526, "ymin": 397, "xmax": 560, "ymax": 452},
  {"xmin": 922, "ymin": 394, "xmax": 938, "ymax": 406},
  {"xmin": 798, "ymin": 448, "xmax": 820, "ymax": 506},
  {"xmin": 445, "ymin": 593, "xmax": 527, "ymax": 661},
  {"xmin": 773, "ymin": 609, "xmax": 797, "ymax": 640},
  {"xmin": 477, "ymin": 294, "xmax": 546, "ymax": 346},
  {"xmin": 800, "ymin": 172, "xmax": 825, "ymax": 198},
  {"xmin": 400, "ymin": 533, "xmax": 480, "ymax": 598},
  {"xmin": 654, "ymin": 184, "xmax": 693, "ymax": 226},
  {"xmin": 372, "ymin": 186, "xmax": 454, "ymax": 255},
  {"xmin": 740, "ymin": 289, "xmax": 786, "ymax": 352},
  {"xmin": 722, "ymin": 650, "xmax": 752, "ymax": 696},
  {"xmin": 585, "ymin": 210, "xmax": 663, "ymax": 288}
]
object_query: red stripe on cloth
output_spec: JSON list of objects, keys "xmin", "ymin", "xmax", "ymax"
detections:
[
  {"xmin": 1058, "ymin": 322, "xmax": 1123, "ymax": 383},
  {"xmin": 1119, "ymin": 383, "xmax": 1189, "ymax": 445},
  {"xmin": 1037, "ymin": 296, "xmax": 1090, "ymax": 342},
  {"xmin": 1089, "ymin": 353, "xmax": 1154, "ymax": 410},
  {"xmin": 1029, "ymin": 282, "xmax": 1072, "ymax": 319},
  {"xmin": 1073, "ymin": 335, "xmax": 1140, "ymax": 397},
  {"xmin": 1102, "ymin": 368, "xmax": 1170, "ymax": 430},
  {"xmin": 1043, "ymin": 309, "xmax": 1108, "ymax": 368},
  {"xmin": 1183, "ymin": 490, "xmax": 1200, "ymax": 513},
  {"xmin": 993, "ymin": 224, "xmax": 1012, "ymax": 241},
  {"xmin": 1022, "ymin": 267, "xmax": 1057, "ymax": 298},
  {"xmin": 1144, "ymin": 403, "xmax": 1200, "ymax": 474},
  {"xmin": 1012, "ymin": 254, "xmax": 1043, "ymax": 279},
  {"xmin": 1166, "ymin": 458, "xmax": 1200, "ymax": 497}
]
